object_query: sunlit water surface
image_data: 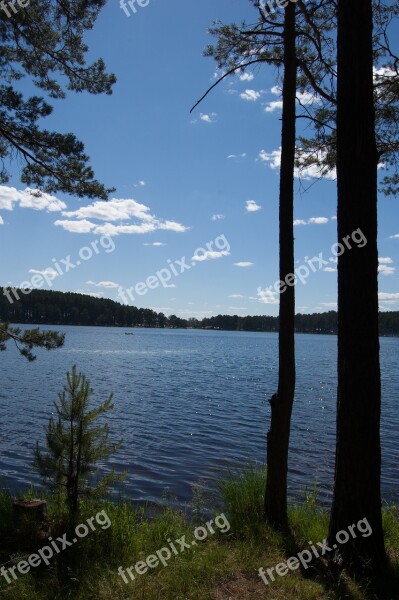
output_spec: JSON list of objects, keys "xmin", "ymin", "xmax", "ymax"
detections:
[{"xmin": 0, "ymin": 327, "xmax": 397, "ymax": 506}]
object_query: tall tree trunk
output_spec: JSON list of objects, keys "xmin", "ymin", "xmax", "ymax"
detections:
[
  {"xmin": 328, "ymin": 0, "xmax": 386, "ymax": 573},
  {"xmin": 264, "ymin": 1, "xmax": 296, "ymax": 530}
]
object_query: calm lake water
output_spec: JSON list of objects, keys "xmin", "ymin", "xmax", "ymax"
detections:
[{"xmin": 0, "ymin": 326, "xmax": 398, "ymax": 506}]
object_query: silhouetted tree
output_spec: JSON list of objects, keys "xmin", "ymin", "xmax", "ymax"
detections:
[
  {"xmin": 0, "ymin": 322, "xmax": 64, "ymax": 361},
  {"xmin": 201, "ymin": 0, "xmax": 336, "ymax": 529},
  {"xmin": 328, "ymin": 0, "xmax": 386, "ymax": 574},
  {"xmin": 263, "ymin": 0, "xmax": 297, "ymax": 529},
  {"xmin": 0, "ymin": 0, "xmax": 115, "ymax": 197}
]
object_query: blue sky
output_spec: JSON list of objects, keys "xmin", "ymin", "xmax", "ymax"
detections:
[{"xmin": 1, "ymin": 0, "xmax": 398, "ymax": 319}]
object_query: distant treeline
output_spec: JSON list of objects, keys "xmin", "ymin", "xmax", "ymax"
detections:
[{"xmin": 1, "ymin": 288, "xmax": 398, "ymax": 336}]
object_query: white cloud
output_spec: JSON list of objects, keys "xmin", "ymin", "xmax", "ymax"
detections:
[
  {"xmin": 228, "ymin": 306, "xmax": 247, "ymax": 311},
  {"xmin": 389, "ymin": 234, "xmax": 399, "ymax": 239},
  {"xmin": 246, "ymin": 200, "xmax": 262, "ymax": 213},
  {"xmin": 134, "ymin": 180, "xmax": 146, "ymax": 187},
  {"xmin": 240, "ymin": 89, "xmax": 261, "ymax": 102},
  {"xmin": 91, "ymin": 222, "xmax": 157, "ymax": 236},
  {"xmin": 234, "ymin": 262, "xmax": 254, "ymax": 267},
  {"xmin": 200, "ymin": 112, "xmax": 217, "ymax": 123},
  {"xmin": 295, "ymin": 149, "xmax": 337, "ymax": 180},
  {"xmin": 191, "ymin": 250, "xmax": 230, "ymax": 262},
  {"xmin": 378, "ymin": 264, "xmax": 395, "ymax": 276},
  {"xmin": 373, "ymin": 66, "xmax": 397, "ymax": 98},
  {"xmin": 55, "ymin": 198, "xmax": 188, "ymax": 236},
  {"xmin": 164, "ymin": 284, "xmax": 176, "ymax": 288},
  {"xmin": 259, "ymin": 148, "xmax": 281, "ymax": 169},
  {"xmin": 259, "ymin": 147, "xmax": 337, "ymax": 180},
  {"xmin": 158, "ymin": 220, "xmax": 188, "ymax": 232},
  {"xmin": 373, "ymin": 66, "xmax": 397, "ymax": 78},
  {"xmin": 309, "ymin": 217, "xmax": 329, "ymax": 225},
  {"xmin": 63, "ymin": 199, "xmax": 152, "ymax": 222},
  {"xmin": 86, "ymin": 281, "xmax": 120, "ymax": 288},
  {"xmin": 324, "ymin": 267, "xmax": 337, "ymax": 273},
  {"xmin": 229, "ymin": 294, "xmax": 244, "ymax": 298},
  {"xmin": 54, "ymin": 219, "xmax": 96, "ymax": 233},
  {"xmin": 0, "ymin": 216, "xmax": 3, "ymax": 225},
  {"xmin": 378, "ymin": 258, "xmax": 395, "ymax": 277},
  {"xmin": 211, "ymin": 214, "xmax": 225, "ymax": 221},
  {"xmin": 264, "ymin": 86, "xmax": 320, "ymax": 112},
  {"xmin": 296, "ymin": 90, "xmax": 320, "ymax": 105},
  {"xmin": 264, "ymin": 86, "xmax": 283, "ymax": 112},
  {"xmin": 227, "ymin": 153, "xmax": 246, "ymax": 159},
  {"xmin": 378, "ymin": 292, "xmax": 399, "ymax": 300},
  {"xmin": 294, "ymin": 217, "xmax": 329, "ymax": 226},
  {"xmin": 239, "ymin": 72, "xmax": 254, "ymax": 82},
  {"xmin": 143, "ymin": 242, "xmax": 167, "ymax": 246},
  {"xmin": 257, "ymin": 287, "xmax": 279, "ymax": 305},
  {"xmin": 265, "ymin": 100, "xmax": 284, "ymax": 113},
  {"xmin": 29, "ymin": 268, "xmax": 59, "ymax": 279},
  {"xmin": 0, "ymin": 186, "xmax": 67, "ymax": 212}
]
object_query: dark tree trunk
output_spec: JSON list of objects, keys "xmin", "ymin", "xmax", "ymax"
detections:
[
  {"xmin": 264, "ymin": 1, "xmax": 296, "ymax": 530},
  {"xmin": 328, "ymin": 0, "xmax": 386, "ymax": 573},
  {"xmin": 13, "ymin": 499, "xmax": 48, "ymax": 528}
]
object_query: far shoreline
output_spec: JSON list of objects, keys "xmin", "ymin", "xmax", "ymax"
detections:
[{"xmin": 7, "ymin": 321, "xmax": 399, "ymax": 338}]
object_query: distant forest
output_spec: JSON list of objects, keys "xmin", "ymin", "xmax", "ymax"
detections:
[{"xmin": 1, "ymin": 288, "xmax": 398, "ymax": 336}]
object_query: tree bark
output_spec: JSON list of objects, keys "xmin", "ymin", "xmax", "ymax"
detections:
[
  {"xmin": 328, "ymin": 0, "xmax": 386, "ymax": 573},
  {"xmin": 264, "ymin": 1, "xmax": 296, "ymax": 530}
]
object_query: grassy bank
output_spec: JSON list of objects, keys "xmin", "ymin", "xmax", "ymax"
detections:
[{"xmin": 0, "ymin": 468, "xmax": 398, "ymax": 599}]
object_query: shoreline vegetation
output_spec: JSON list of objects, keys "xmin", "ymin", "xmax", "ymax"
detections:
[
  {"xmin": 1, "ymin": 467, "xmax": 398, "ymax": 599},
  {"xmin": 1, "ymin": 288, "xmax": 398, "ymax": 337}
]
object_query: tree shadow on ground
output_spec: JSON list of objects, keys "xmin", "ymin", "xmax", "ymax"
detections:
[{"xmin": 281, "ymin": 529, "xmax": 399, "ymax": 600}]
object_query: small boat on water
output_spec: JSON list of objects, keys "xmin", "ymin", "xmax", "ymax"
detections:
[{"xmin": 125, "ymin": 332, "xmax": 134, "ymax": 335}]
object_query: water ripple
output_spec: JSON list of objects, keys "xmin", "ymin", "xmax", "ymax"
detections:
[{"xmin": 0, "ymin": 326, "xmax": 397, "ymax": 506}]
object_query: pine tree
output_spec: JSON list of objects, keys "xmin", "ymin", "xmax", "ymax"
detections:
[
  {"xmin": 264, "ymin": 0, "xmax": 297, "ymax": 530},
  {"xmin": 34, "ymin": 365, "xmax": 124, "ymax": 524},
  {"xmin": 200, "ymin": 0, "xmax": 398, "ymax": 533},
  {"xmin": 0, "ymin": 0, "xmax": 116, "ymax": 198},
  {"xmin": 328, "ymin": 0, "xmax": 386, "ymax": 573},
  {"xmin": 200, "ymin": 0, "xmax": 336, "ymax": 530},
  {"xmin": 0, "ymin": 322, "xmax": 64, "ymax": 361}
]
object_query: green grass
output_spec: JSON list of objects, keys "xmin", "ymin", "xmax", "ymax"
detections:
[
  {"xmin": 0, "ymin": 468, "xmax": 398, "ymax": 600},
  {"xmin": 216, "ymin": 464, "xmax": 267, "ymax": 537}
]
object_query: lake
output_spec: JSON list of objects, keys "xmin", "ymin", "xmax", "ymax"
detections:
[{"xmin": 0, "ymin": 326, "xmax": 398, "ymax": 506}]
